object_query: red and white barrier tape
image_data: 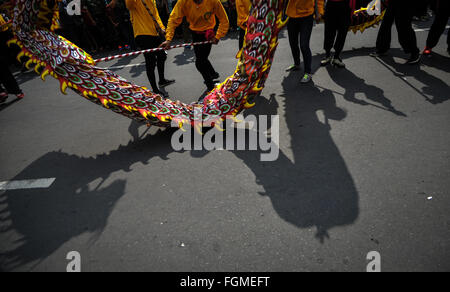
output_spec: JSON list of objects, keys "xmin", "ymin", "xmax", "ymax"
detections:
[{"xmin": 94, "ymin": 41, "xmax": 212, "ymax": 64}]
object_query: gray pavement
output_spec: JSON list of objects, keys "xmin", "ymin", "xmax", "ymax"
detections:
[{"xmin": 0, "ymin": 20, "xmax": 449, "ymax": 272}]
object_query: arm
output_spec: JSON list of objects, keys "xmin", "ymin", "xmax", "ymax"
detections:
[
  {"xmin": 236, "ymin": 0, "xmax": 251, "ymax": 29},
  {"xmin": 125, "ymin": 0, "xmax": 138, "ymax": 9},
  {"xmin": 152, "ymin": 0, "xmax": 166, "ymax": 31},
  {"xmin": 107, "ymin": 0, "xmax": 118, "ymax": 9},
  {"xmin": 315, "ymin": 0, "xmax": 325, "ymax": 21},
  {"xmin": 160, "ymin": 0, "xmax": 184, "ymax": 48},
  {"xmin": 214, "ymin": 0, "xmax": 230, "ymax": 42}
]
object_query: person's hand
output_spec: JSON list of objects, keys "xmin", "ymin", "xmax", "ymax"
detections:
[
  {"xmin": 159, "ymin": 40, "xmax": 172, "ymax": 50},
  {"xmin": 106, "ymin": 0, "xmax": 117, "ymax": 9},
  {"xmin": 315, "ymin": 10, "xmax": 323, "ymax": 23},
  {"xmin": 211, "ymin": 38, "xmax": 219, "ymax": 45}
]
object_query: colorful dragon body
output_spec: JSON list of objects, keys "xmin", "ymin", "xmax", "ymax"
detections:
[{"xmin": 9, "ymin": 0, "xmax": 385, "ymax": 130}]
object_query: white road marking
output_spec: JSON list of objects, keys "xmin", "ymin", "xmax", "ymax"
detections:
[
  {"xmin": 0, "ymin": 178, "xmax": 56, "ymax": 190},
  {"xmin": 414, "ymin": 25, "xmax": 450, "ymax": 32}
]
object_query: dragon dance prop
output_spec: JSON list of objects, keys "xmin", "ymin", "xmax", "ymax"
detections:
[{"xmin": 8, "ymin": 0, "xmax": 385, "ymax": 130}]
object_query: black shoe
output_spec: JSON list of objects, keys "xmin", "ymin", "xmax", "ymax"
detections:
[
  {"xmin": 158, "ymin": 79, "xmax": 175, "ymax": 88},
  {"xmin": 154, "ymin": 89, "xmax": 169, "ymax": 98},
  {"xmin": 370, "ymin": 51, "xmax": 388, "ymax": 57},
  {"xmin": 206, "ymin": 81, "xmax": 220, "ymax": 92},
  {"xmin": 211, "ymin": 72, "xmax": 220, "ymax": 80},
  {"xmin": 332, "ymin": 57, "xmax": 346, "ymax": 68},
  {"xmin": 405, "ymin": 53, "xmax": 421, "ymax": 65}
]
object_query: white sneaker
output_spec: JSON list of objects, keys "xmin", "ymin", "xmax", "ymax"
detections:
[{"xmin": 300, "ymin": 73, "xmax": 312, "ymax": 83}]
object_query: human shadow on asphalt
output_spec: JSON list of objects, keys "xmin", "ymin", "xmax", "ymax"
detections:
[
  {"xmin": 191, "ymin": 79, "xmax": 359, "ymax": 242},
  {"xmin": 375, "ymin": 49, "xmax": 450, "ymax": 105},
  {"xmin": 325, "ymin": 65, "xmax": 408, "ymax": 117},
  {"xmin": 110, "ymin": 54, "xmax": 139, "ymax": 69},
  {"xmin": 173, "ymin": 47, "xmax": 196, "ymax": 66},
  {"xmin": 0, "ymin": 128, "xmax": 176, "ymax": 271}
]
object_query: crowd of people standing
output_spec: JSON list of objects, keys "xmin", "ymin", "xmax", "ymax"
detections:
[{"xmin": 0, "ymin": 0, "xmax": 449, "ymax": 104}]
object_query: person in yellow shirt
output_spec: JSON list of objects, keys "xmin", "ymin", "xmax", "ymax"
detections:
[
  {"xmin": 160, "ymin": 0, "xmax": 230, "ymax": 92},
  {"xmin": 285, "ymin": 0, "xmax": 324, "ymax": 83},
  {"xmin": 236, "ymin": 0, "xmax": 251, "ymax": 50},
  {"xmin": 110, "ymin": 0, "xmax": 174, "ymax": 96}
]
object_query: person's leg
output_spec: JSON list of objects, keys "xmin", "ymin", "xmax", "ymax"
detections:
[
  {"xmin": 135, "ymin": 36, "xmax": 159, "ymax": 92},
  {"xmin": 0, "ymin": 65, "xmax": 23, "ymax": 96},
  {"xmin": 0, "ymin": 33, "xmax": 23, "ymax": 98},
  {"xmin": 375, "ymin": 3, "xmax": 395, "ymax": 54},
  {"xmin": 425, "ymin": 2, "xmax": 450, "ymax": 49},
  {"xmin": 323, "ymin": 1, "xmax": 337, "ymax": 57},
  {"xmin": 239, "ymin": 28, "xmax": 246, "ymax": 50},
  {"xmin": 333, "ymin": 2, "xmax": 350, "ymax": 60},
  {"xmin": 447, "ymin": 27, "xmax": 450, "ymax": 53},
  {"xmin": 394, "ymin": 0, "xmax": 420, "ymax": 58},
  {"xmin": 151, "ymin": 36, "xmax": 174, "ymax": 87},
  {"xmin": 287, "ymin": 17, "xmax": 301, "ymax": 68},
  {"xmin": 299, "ymin": 15, "xmax": 314, "ymax": 74},
  {"xmin": 192, "ymin": 32, "xmax": 215, "ymax": 90}
]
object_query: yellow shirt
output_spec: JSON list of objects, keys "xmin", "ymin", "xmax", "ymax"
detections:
[
  {"xmin": 286, "ymin": 0, "xmax": 324, "ymax": 18},
  {"xmin": 166, "ymin": 0, "xmax": 230, "ymax": 41},
  {"xmin": 126, "ymin": 0, "xmax": 165, "ymax": 37},
  {"xmin": 236, "ymin": 0, "xmax": 251, "ymax": 30}
]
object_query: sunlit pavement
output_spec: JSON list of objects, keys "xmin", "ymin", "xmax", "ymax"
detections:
[{"xmin": 0, "ymin": 21, "xmax": 449, "ymax": 272}]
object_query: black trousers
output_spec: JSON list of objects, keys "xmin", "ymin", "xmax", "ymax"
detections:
[
  {"xmin": 239, "ymin": 28, "xmax": 246, "ymax": 50},
  {"xmin": 0, "ymin": 32, "xmax": 21, "ymax": 95},
  {"xmin": 376, "ymin": 1, "xmax": 395, "ymax": 53},
  {"xmin": 324, "ymin": 0, "xmax": 351, "ymax": 58},
  {"xmin": 192, "ymin": 32, "xmax": 217, "ymax": 88},
  {"xmin": 375, "ymin": 0, "xmax": 419, "ymax": 55},
  {"xmin": 426, "ymin": 0, "xmax": 450, "ymax": 49},
  {"xmin": 288, "ymin": 14, "xmax": 314, "ymax": 73},
  {"xmin": 135, "ymin": 35, "xmax": 167, "ymax": 91}
]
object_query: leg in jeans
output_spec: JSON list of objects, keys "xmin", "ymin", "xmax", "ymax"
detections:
[
  {"xmin": 192, "ymin": 32, "xmax": 215, "ymax": 88},
  {"xmin": 376, "ymin": 3, "xmax": 395, "ymax": 53},
  {"xmin": 333, "ymin": 3, "xmax": 350, "ymax": 59},
  {"xmin": 299, "ymin": 15, "xmax": 314, "ymax": 74},
  {"xmin": 324, "ymin": 2, "xmax": 337, "ymax": 56},
  {"xmin": 288, "ymin": 17, "xmax": 301, "ymax": 66}
]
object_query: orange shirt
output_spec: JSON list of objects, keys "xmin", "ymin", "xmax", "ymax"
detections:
[
  {"xmin": 286, "ymin": 0, "xmax": 324, "ymax": 18},
  {"xmin": 166, "ymin": 0, "xmax": 230, "ymax": 41},
  {"xmin": 126, "ymin": 0, "xmax": 165, "ymax": 37},
  {"xmin": 236, "ymin": 0, "xmax": 251, "ymax": 30}
]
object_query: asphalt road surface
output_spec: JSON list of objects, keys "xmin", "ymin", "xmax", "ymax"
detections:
[{"xmin": 0, "ymin": 20, "xmax": 449, "ymax": 272}]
